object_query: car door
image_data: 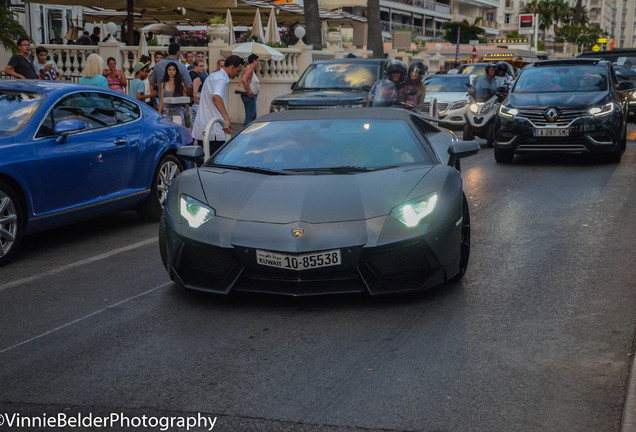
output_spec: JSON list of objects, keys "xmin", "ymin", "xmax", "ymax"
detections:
[{"xmin": 33, "ymin": 91, "xmax": 131, "ymax": 216}]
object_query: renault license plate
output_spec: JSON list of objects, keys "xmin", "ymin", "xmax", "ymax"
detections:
[
  {"xmin": 534, "ymin": 128, "xmax": 569, "ymax": 137},
  {"xmin": 256, "ymin": 249, "xmax": 341, "ymax": 271}
]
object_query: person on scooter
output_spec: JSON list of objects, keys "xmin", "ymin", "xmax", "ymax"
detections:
[
  {"xmin": 475, "ymin": 62, "xmax": 504, "ymax": 94},
  {"xmin": 406, "ymin": 61, "xmax": 427, "ymax": 109},
  {"xmin": 384, "ymin": 60, "xmax": 416, "ymax": 109},
  {"xmin": 496, "ymin": 61, "xmax": 513, "ymax": 88}
]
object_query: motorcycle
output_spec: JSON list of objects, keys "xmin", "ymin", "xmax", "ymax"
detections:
[{"xmin": 463, "ymin": 81, "xmax": 508, "ymax": 147}]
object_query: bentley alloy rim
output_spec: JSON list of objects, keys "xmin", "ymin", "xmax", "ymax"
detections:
[
  {"xmin": 157, "ymin": 160, "xmax": 180, "ymax": 206},
  {"xmin": 0, "ymin": 191, "xmax": 18, "ymax": 258}
]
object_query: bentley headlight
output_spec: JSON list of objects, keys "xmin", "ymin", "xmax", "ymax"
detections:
[
  {"xmin": 269, "ymin": 104, "xmax": 287, "ymax": 113},
  {"xmin": 391, "ymin": 194, "xmax": 438, "ymax": 227},
  {"xmin": 180, "ymin": 195, "xmax": 215, "ymax": 228},
  {"xmin": 588, "ymin": 102, "xmax": 614, "ymax": 116},
  {"xmin": 469, "ymin": 103, "xmax": 480, "ymax": 114},
  {"xmin": 499, "ymin": 105, "xmax": 519, "ymax": 118}
]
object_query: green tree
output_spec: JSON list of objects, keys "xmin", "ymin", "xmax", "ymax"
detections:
[
  {"xmin": 505, "ymin": 30, "xmax": 522, "ymax": 38},
  {"xmin": 555, "ymin": 23, "xmax": 605, "ymax": 51},
  {"xmin": 0, "ymin": 8, "xmax": 27, "ymax": 53},
  {"xmin": 442, "ymin": 19, "xmax": 486, "ymax": 44}
]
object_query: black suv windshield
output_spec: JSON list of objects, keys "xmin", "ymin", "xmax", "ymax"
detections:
[
  {"xmin": 296, "ymin": 63, "xmax": 380, "ymax": 89},
  {"xmin": 514, "ymin": 65, "xmax": 608, "ymax": 93}
]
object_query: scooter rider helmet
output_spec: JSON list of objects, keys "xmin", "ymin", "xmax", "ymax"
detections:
[
  {"xmin": 485, "ymin": 61, "xmax": 497, "ymax": 73},
  {"xmin": 408, "ymin": 61, "xmax": 425, "ymax": 79},
  {"xmin": 386, "ymin": 59, "xmax": 407, "ymax": 82},
  {"xmin": 496, "ymin": 61, "xmax": 509, "ymax": 74}
]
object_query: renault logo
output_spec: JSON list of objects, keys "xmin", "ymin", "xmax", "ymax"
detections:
[
  {"xmin": 544, "ymin": 107, "xmax": 559, "ymax": 122},
  {"xmin": 291, "ymin": 229, "xmax": 304, "ymax": 238}
]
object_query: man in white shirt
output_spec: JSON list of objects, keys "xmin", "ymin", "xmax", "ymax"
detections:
[{"xmin": 191, "ymin": 55, "xmax": 243, "ymax": 156}]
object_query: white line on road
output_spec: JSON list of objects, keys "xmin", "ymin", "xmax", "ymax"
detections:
[
  {"xmin": 0, "ymin": 281, "xmax": 172, "ymax": 355},
  {"xmin": 0, "ymin": 237, "xmax": 158, "ymax": 293}
]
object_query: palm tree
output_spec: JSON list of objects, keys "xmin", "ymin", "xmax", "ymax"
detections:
[
  {"xmin": 0, "ymin": 7, "xmax": 27, "ymax": 53},
  {"xmin": 367, "ymin": 0, "xmax": 384, "ymax": 58},
  {"xmin": 303, "ymin": 0, "xmax": 322, "ymax": 46}
]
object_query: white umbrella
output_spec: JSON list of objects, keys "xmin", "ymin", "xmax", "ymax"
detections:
[
  {"xmin": 221, "ymin": 42, "xmax": 284, "ymax": 61},
  {"xmin": 265, "ymin": 8, "xmax": 280, "ymax": 43},
  {"xmin": 138, "ymin": 30, "xmax": 149, "ymax": 59},
  {"xmin": 251, "ymin": 8, "xmax": 265, "ymax": 43},
  {"xmin": 141, "ymin": 23, "xmax": 180, "ymax": 36},
  {"xmin": 226, "ymin": 8, "xmax": 236, "ymax": 45}
]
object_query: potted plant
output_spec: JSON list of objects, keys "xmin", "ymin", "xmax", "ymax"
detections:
[{"xmin": 206, "ymin": 15, "xmax": 229, "ymax": 40}]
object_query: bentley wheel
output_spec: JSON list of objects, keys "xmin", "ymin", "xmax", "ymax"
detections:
[
  {"xmin": 449, "ymin": 193, "xmax": 470, "ymax": 282},
  {"xmin": 138, "ymin": 154, "xmax": 182, "ymax": 221},
  {"xmin": 0, "ymin": 180, "xmax": 23, "ymax": 266}
]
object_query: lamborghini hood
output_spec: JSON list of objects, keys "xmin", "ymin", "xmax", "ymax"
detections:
[{"xmin": 196, "ymin": 165, "xmax": 435, "ymax": 224}]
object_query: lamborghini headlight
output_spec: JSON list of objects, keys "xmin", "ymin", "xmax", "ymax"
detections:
[
  {"xmin": 499, "ymin": 105, "xmax": 519, "ymax": 118},
  {"xmin": 269, "ymin": 104, "xmax": 287, "ymax": 113},
  {"xmin": 588, "ymin": 102, "xmax": 614, "ymax": 117},
  {"xmin": 391, "ymin": 194, "xmax": 438, "ymax": 227},
  {"xmin": 180, "ymin": 194, "xmax": 215, "ymax": 228}
]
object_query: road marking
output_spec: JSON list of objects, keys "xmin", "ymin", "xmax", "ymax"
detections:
[
  {"xmin": 0, "ymin": 281, "xmax": 171, "ymax": 354},
  {"xmin": 0, "ymin": 238, "xmax": 158, "ymax": 293}
]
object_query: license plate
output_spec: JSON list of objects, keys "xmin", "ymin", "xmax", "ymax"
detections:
[
  {"xmin": 534, "ymin": 128, "xmax": 569, "ymax": 137},
  {"xmin": 256, "ymin": 249, "xmax": 341, "ymax": 271}
]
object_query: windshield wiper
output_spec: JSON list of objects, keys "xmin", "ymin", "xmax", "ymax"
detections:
[{"xmin": 208, "ymin": 164, "xmax": 289, "ymax": 175}]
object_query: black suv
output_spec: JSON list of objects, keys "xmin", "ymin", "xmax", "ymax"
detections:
[
  {"xmin": 578, "ymin": 49, "xmax": 636, "ymax": 121},
  {"xmin": 494, "ymin": 58, "xmax": 632, "ymax": 163},
  {"xmin": 269, "ymin": 59, "xmax": 388, "ymax": 112}
]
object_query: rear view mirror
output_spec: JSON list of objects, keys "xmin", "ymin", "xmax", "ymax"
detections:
[
  {"xmin": 447, "ymin": 140, "xmax": 479, "ymax": 169},
  {"xmin": 618, "ymin": 81, "xmax": 634, "ymax": 91},
  {"xmin": 177, "ymin": 145, "xmax": 205, "ymax": 167},
  {"xmin": 54, "ymin": 119, "xmax": 86, "ymax": 144}
]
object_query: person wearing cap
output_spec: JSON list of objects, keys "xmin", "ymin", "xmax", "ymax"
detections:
[{"xmin": 129, "ymin": 62, "xmax": 152, "ymax": 103}]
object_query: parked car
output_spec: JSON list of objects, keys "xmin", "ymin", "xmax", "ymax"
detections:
[
  {"xmin": 269, "ymin": 59, "xmax": 388, "ymax": 112},
  {"xmin": 578, "ymin": 49, "xmax": 636, "ymax": 121},
  {"xmin": 422, "ymin": 74, "xmax": 471, "ymax": 127},
  {"xmin": 0, "ymin": 80, "xmax": 193, "ymax": 265},
  {"xmin": 162, "ymin": 108, "xmax": 479, "ymax": 296},
  {"xmin": 494, "ymin": 58, "xmax": 631, "ymax": 163}
]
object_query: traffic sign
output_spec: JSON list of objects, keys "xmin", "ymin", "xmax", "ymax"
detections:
[
  {"xmin": 597, "ymin": 38, "xmax": 608, "ymax": 43},
  {"xmin": 609, "ymin": 39, "xmax": 615, "ymax": 50},
  {"xmin": 592, "ymin": 44, "xmax": 600, "ymax": 52},
  {"xmin": 472, "ymin": 45, "xmax": 477, "ymax": 59}
]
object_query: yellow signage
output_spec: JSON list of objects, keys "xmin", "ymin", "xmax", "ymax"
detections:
[
  {"xmin": 484, "ymin": 53, "xmax": 515, "ymax": 59},
  {"xmin": 490, "ymin": 38, "xmax": 529, "ymax": 44},
  {"xmin": 592, "ymin": 44, "xmax": 601, "ymax": 52},
  {"xmin": 597, "ymin": 38, "xmax": 608, "ymax": 43}
]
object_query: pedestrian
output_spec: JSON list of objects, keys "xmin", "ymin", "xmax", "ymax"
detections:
[
  {"xmin": 185, "ymin": 51, "xmax": 195, "ymax": 71},
  {"xmin": 3, "ymin": 37, "xmax": 38, "ymax": 79},
  {"xmin": 154, "ymin": 51, "xmax": 164, "ymax": 65},
  {"xmin": 33, "ymin": 46, "xmax": 60, "ymax": 80},
  {"xmin": 129, "ymin": 62, "xmax": 152, "ymax": 103},
  {"xmin": 189, "ymin": 59, "xmax": 207, "ymax": 127},
  {"xmin": 79, "ymin": 53, "xmax": 108, "ymax": 88},
  {"xmin": 90, "ymin": 27, "xmax": 101, "ymax": 45},
  {"xmin": 447, "ymin": 62, "xmax": 460, "ymax": 74},
  {"xmin": 240, "ymin": 54, "xmax": 260, "ymax": 126},
  {"xmin": 150, "ymin": 43, "xmax": 193, "ymax": 127},
  {"xmin": 215, "ymin": 58, "xmax": 224, "ymax": 72},
  {"xmin": 158, "ymin": 62, "xmax": 188, "ymax": 126},
  {"xmin": 103, "ymin": 57, "xmax": 126, "ymax": 93},
  {"xmin": 192, "ymin": 55, "xmax": 243, "ymax": 156},
  {"xmin": 436, "ymin": 65, "xmax": 446, "ymax": 74}
]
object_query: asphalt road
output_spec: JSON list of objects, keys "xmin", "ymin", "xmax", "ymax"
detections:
[{"xmin": 1, "ymin": 127, "xmax": 635, "ymax": 432}]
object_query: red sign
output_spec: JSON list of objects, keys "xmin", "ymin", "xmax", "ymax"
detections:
[
  {"xmin": 609, "ymin": 39, "xmax": 615, "ymax": 50},
  {"xmin": 472, "ymin": 45, "xmax": 477, "ymax": 59}
]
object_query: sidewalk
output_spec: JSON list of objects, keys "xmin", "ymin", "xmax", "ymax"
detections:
[{"xmin": 624, "ymin": 344, "xmax": 636, "ymax": 432}]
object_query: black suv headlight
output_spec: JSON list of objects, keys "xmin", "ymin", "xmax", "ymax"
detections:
[{"xmin": 499, "ymin": 105, "xmax": 519, "ymax": 118}]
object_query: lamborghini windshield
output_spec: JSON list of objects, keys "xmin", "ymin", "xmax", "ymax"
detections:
[{"xmin": 210, "ymin": 118, "xmax": 432, "ymax": 171}]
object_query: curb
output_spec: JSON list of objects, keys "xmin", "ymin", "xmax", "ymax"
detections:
[{"xmin": 622, "ymin": 344, "xmax": 636, "ymax": 431}]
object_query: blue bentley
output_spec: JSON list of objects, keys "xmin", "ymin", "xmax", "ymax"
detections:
[{"xmin": 0, "ymin": 80, "xmax": 193, "ymax": 265}]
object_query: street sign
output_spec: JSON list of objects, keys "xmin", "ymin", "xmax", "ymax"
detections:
[
  {"xmin": 472, "ymin": 45, "xmax": 477, "ymax": 60},
  {"xmin": 592, "ymin": 44, "xmax": 601, "ymax": 52},
  {"xmin": 469, "ymin": 40, "xmax": 480, "ymax": 46},
  {"xmin": 597, "ymin": 38, "xmax": 608, "ymax": 43},
  {"xmin": 519, "ymin": 14, "xmax": 535, "ymax": 35},
  {"xmin": 609, "ymin": 39, "xmax": 615, "ymax": 50}
]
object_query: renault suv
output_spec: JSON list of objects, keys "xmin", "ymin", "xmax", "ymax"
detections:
[{"xmin": 494, "ymin": 59, "xmax": 632, "ymax": 163}]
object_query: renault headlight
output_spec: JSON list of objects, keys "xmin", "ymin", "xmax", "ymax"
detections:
[
  {"xmin": 469, "ymin": 103, "xmax": 480, "ymax": 114},
  {"xmin": 499, "ymin": 105, "xmax": 519, "ymax": 118},
  {"xmin": 391, "ymin": 194, "xmax": 438, "ymax": 227},
  {"xmin": 269, "ymin": 104, "xmax": 287, "ymax": 113},
  {"xmin": 588, "ymin": 102, "xmax": 614, "ymax": 116},
  {"xmin": 180, "ymin": 195, "xmax": 215, "ymax": 228}
]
